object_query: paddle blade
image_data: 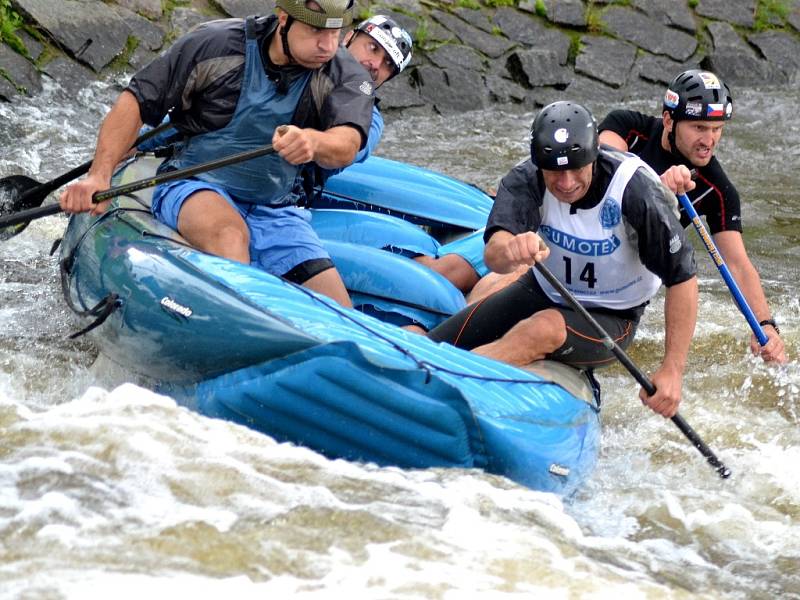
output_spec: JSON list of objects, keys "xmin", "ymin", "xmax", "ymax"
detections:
[{"xmin": 0, "ymin": 174, "xmax": 45, "ymax": 240}]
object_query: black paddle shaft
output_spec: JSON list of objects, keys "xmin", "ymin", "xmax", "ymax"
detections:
[
  {"xmin": 534, "ymin": 261, "xmax": 732, "ymax": 479},
  {"xmin": 0, "ymin": 143, "xmax": 276, "ymax": 229},
  {"xmin": 94, "ymin": 143, "xmax": 276, "ymax": 202}
]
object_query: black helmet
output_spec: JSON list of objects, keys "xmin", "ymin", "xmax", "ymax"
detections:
[
  {"xmin": 354, "ymin": 15, "xmax": 413, "ymax": 78},
  {"xmin": 663, "ymin": 69, "xmax": 733, "ymax": 122},
  {"xmin": 531, "ymin": 101, "xmax": 599, "ymax": 170}
]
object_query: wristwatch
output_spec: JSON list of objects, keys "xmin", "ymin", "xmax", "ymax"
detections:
[{"xmin": 759, "ymin": 319, "xmax": 780, "ymax": 334}]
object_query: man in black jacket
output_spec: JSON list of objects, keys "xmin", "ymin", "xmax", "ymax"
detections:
[{"xmin": 599, "ymin": 69, "xmax": 786, "ymax": 363}]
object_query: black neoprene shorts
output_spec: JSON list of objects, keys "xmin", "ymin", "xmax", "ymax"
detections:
[
  {"xmin": 281, "ymin": 257, "xmax": 335, "ymax": 284},
  {"xmin": 428, "ymin": 270, "xmax": 641, "ymax": 369}
]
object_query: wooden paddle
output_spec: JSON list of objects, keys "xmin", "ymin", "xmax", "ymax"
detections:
[
  {"xmin": 0, "ymin": 142, "xmax": 277, "ymax": 233},
  {"xmin": 534, "ymin": 261, "xmax": 732, "ymax": 479},
  {"xmin": 0, "ymin": 122, "xmax": 173, "ymax": 240}
]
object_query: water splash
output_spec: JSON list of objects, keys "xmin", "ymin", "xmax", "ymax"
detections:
[{"xmin": 1, "ymin": 80, "xmax": 799, "ymax": 599}]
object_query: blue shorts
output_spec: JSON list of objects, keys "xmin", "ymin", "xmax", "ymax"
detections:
[
  {"xmin": 152, "ymin": 179, "xmax": 330, "ymax": 277},
  {"xmin": 437, "ymin": 228, "xmax": 488, "ymax": 277}
]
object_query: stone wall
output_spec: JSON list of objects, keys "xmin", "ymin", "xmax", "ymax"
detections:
[{"xmin": 1, "ymin": 0, "xmax": 798, "ymax": 113}]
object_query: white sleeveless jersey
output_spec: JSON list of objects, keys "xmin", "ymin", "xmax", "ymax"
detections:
[{"xmin": 533, "ymin": 156, "xmax": 663, "ymax": 309}]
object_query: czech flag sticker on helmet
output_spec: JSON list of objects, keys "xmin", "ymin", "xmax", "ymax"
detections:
[
  {"xmin": 664, "ymin": 89, "xmax": 680, "ymax": 108},
  {"xmin": 707, "ymin": 103, "xmax": 724, "ymax": 118}
]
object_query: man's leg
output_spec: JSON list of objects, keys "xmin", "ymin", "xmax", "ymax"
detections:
[
  {"xmin": 428, "ymin": 274, "xmax": 545, "ymax": 348},
  {"xmin": 414, "ymin": 254, "xmax": 480, "ymax": 293},
  {"xmin": 302, "ymin": 266, "xmax": 353, "ymax": 308},
  {"xmin": 551, "ymin": 309, "xmax": 637, "ymax": 369},
  {"xmin": 429, "ymin": 269, "xmax": 637, "ymax": 369},
  {"xmin": 176, "ymin": 189, "xmax": 250, "ymax": 263},
  {"xmin": 281, "ymin": 257, "xmax": 352, "ymax": 307},
  {"xmin": 472, "ymin": 308, "xmax": 566, "ymax": 366},
  {"xmin": 248, "ymin": 206, "xmax": 352, "ymax": 307},
  {"xmin": 463, "ymin": 306, "xmax": 636, "ymax": 368}
]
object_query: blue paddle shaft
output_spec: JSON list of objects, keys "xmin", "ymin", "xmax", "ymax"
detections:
[{"xmin": 677, "ymin": 193, "xmax": 769, "ymax": 346}]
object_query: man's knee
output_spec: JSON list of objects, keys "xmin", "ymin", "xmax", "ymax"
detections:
[
  {"xmin": 177, "ymin": 192, "xmax": 250, "ymax": 262},
  {"xmin": 217, "ymin": 223, "xmax": 250, "ymax": 249},
  {"xmin": 516, "ymin": 309, "xmax": 567, "ymax": 352}
]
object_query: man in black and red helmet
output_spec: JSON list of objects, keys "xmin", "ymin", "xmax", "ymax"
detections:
[
  {"xmin": 599, "ymin": 69, "xmax": 786, "ymax": 363},
  {"xmin": 430, "ymin": 101, "xmax": 698, "ymax": 418}
]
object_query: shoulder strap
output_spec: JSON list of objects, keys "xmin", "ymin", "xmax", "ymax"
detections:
[
  {"xmin": 245, "ymin": 16, "xmax": 256, "ymax": 40},
  {"xmin": 605, "ymin": 155, "xmax": 646, "ymax": 203}
]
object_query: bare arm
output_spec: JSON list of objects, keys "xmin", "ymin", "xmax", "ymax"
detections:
[
  {"xmin": 59, "ymin": 90, "xmax": 144, "ymax": 214},
  {"xmin": 598, "ymin": 130, "xmax": 628, "ymax": 151},
  {"xmin": 714, "ymin": 230, "xmax": 787, "ymax": 363},
  {"xmin": 272, "ymin": 124, "xmax": 360, "ymax": 169},
  {"xmin": 484, "ymin": 229, "xmax": 549, "ymax": 274},
  {"xmin": 639, "ymin": 277, "xmax": 698, "ymax": 417}
]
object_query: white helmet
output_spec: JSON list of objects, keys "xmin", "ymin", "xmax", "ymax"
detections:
[{"xmin": 354, "ymin": 15, "xmax": 413, "ymax": 78}]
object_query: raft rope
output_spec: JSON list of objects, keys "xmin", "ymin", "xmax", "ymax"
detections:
[
  {"xmin": 65, "ymin": 293, "xmax": 122, "ymax": 339},
  {"xmin": 58, "ymin": 201, "xmax": 140, "ymax": 338}
]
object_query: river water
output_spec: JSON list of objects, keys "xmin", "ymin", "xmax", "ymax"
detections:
[{"xmin": 1, "ymin": 77, "xmax": 798, "ymax": 599}]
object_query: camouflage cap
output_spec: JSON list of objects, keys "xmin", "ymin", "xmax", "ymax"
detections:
[{"xmin": 276, "ymin": 0, "xmax": 355, "ymax": 29}]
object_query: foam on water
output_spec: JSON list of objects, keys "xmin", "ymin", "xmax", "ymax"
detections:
[
  {"xmin": 3, "ymin": 383, "xmax": 728, "ymax": 599},
  {"xmin": 3, "ymin": 374, "xmax": 794, "ymax": 600}
]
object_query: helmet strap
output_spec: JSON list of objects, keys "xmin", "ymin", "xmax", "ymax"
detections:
[
  {"xmin": 668, "ymin": 126, "xmax": 678, "ymax": 155},
  {"xmin": 280, "ymin": 16, "xmax": 296, "ymax": 65},
  {"xmin": 664, "ymin": 112, "xmax": 686, "ymax": 161},
  {"xmin": 666, "ymin": 119, "xmax": 691, "ymax": 163}
]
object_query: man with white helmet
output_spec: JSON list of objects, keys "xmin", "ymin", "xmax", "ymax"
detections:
[
  {"xmin": 60, "ymin": 1, "xmax": 375, "ymax": 307},
  {"xmin": 303, "ymin": 14, "xmax": 413, "ymax": 184},
  {"xmin": 348, "ymin": 15, "xmax": 413, "ymax": 86},
  {"xmin": 298, "ymin": 14, "xmax": 484, "ymax": 300},
  {"xmin": 344, "ymin": 15, "xmax": 411, "ymax": 157},
  {"xmin": 304, "ymin": 15, "xmax": 486, "ymax": 295}
]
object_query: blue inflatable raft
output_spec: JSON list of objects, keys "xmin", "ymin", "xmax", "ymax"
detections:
[
  {"xmin": 311, "ymin": 155, "xmax": 494, "ymax": 234},
  {"xmin": 58, "ymin": 155, "xmax": 601, "ymax": 495}
]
